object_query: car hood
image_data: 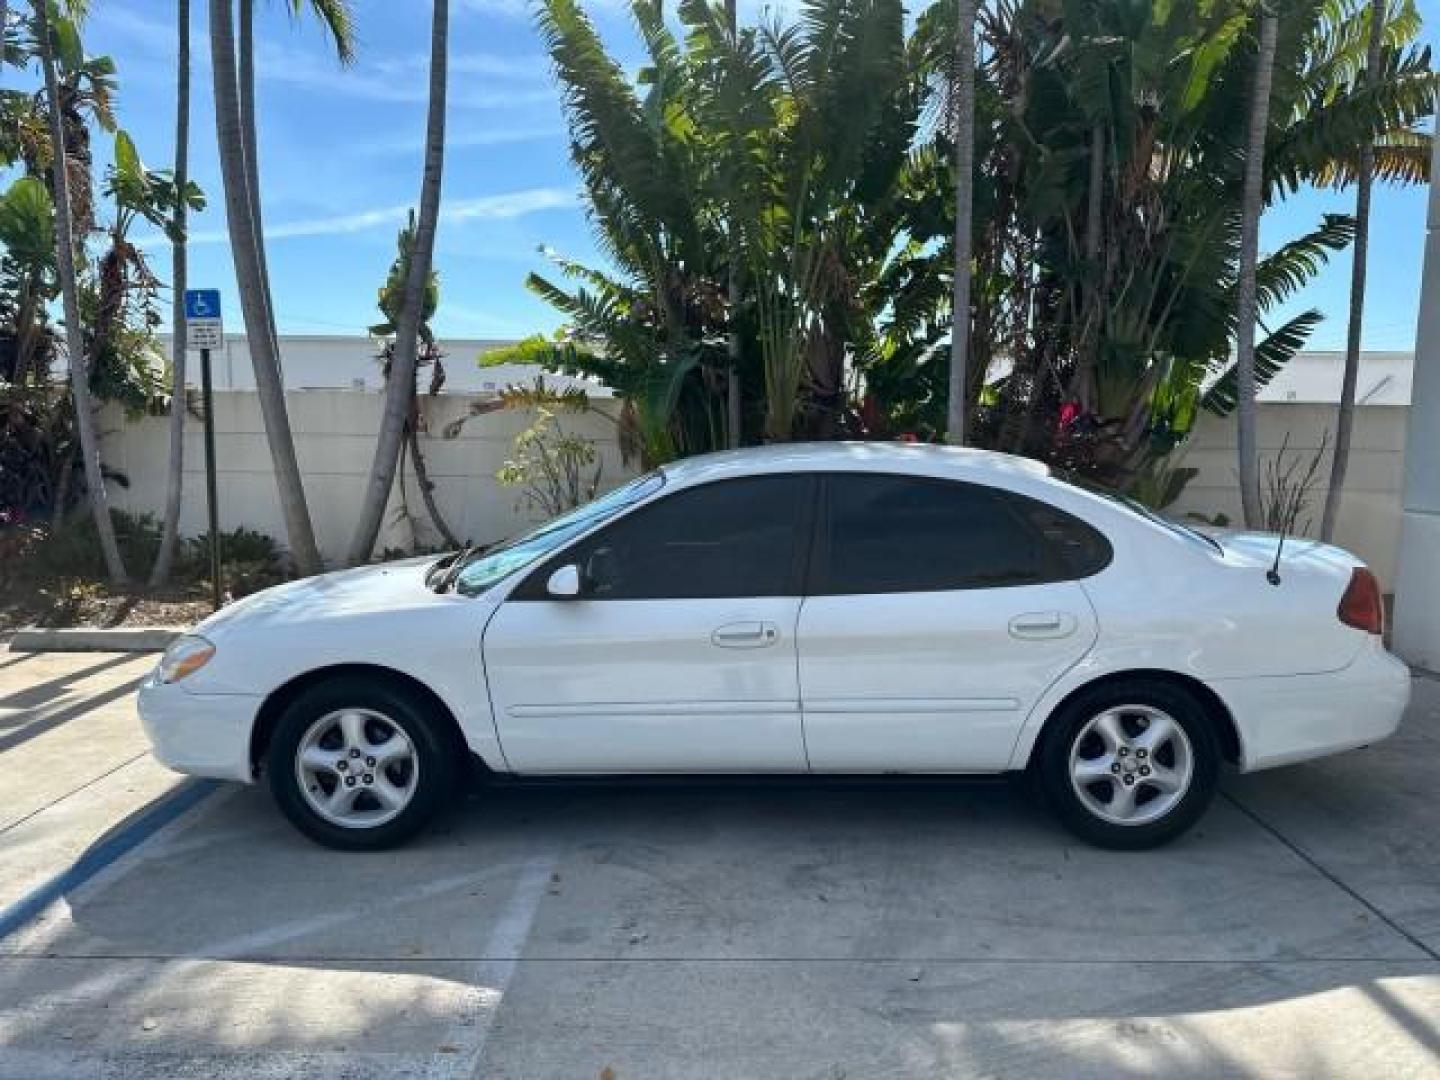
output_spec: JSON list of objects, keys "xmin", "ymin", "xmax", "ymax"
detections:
[{"xmin": 193, "ymin": 556, "xmax": 443, "ymax": 639}]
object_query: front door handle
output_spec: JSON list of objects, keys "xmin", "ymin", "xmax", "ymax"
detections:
[
  {"xmin": 711, "ymin": 621, "xmax": 780, "ymax": 648},
  {"xmin": 1008, "ymin": 612, "xmax": 1077, "ymax": 640}
]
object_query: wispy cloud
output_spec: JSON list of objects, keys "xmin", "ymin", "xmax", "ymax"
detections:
[
  {"xmin": 144, "ymin": 186, "xmax": 576, "ymax": 249},
  {"xmin": 355, "ymin": 124, "xmax": 567, "ymax": 159},
  {"xmin": 255, "ymin": 40, "xmax": 552, "ymax": 109},
  {"xmin": 458, "ymin": 0, "xmax": 802, "ymax": 19},
  {"xmin": 91, "ymin": 7, "xmax": 554, "ymax": 108}
]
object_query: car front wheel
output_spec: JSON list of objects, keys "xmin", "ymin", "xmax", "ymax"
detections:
[
  {"xmin": 1037, "ymin": 679, "xmax": 1220, "ymax": 850},
  {"xmin": 266, "ymin": 676, "xmax": 458, "ymax": 850}
]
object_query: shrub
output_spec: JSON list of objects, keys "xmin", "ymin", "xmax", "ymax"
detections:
[
  {"xmin": 17, "ymin": 509, "xmax": 165, "ymax": 584},
  {"xmin": 0, "ymin": 509, "xmax": 45, "ymax": 590},
  {"xmin": 497, "ymin": 405, "xmax": 603, "ymax": 521},
  {"xmin": 182, "ymin": 527, "xmax": 288, "ymax": 598},
  {"xmin": 0, "ymin": 512, "xmax": 291, "ymax": 599}
]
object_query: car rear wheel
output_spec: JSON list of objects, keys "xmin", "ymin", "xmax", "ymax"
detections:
[
  {"xmin": 267, "ymin": 676, "xmax": 458, "ymax": 850},
  {"xmin": 1037, "ymin": 679, "xmax": 1220, "ymax": 850}
]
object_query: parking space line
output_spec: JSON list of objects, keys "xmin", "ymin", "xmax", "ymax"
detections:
[
  {"xmin": 0, "ymin": 779, "xmax": 218, "ymax": 943},
  {"xmin": 1222, "ymin": 791, "xmax": 1440, "ymax": 962},
  {"xmin": 435, "ymin": 854, "xmax": 557, "ymax": 1080},
  {"xmin": 190, "ymin": 866, "xmax": 526, "ymax": 961}
]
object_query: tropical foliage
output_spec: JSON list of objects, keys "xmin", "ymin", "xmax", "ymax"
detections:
[
  {"xmin": 499, "ymin": 0, "xmax": 1435, "ymax": 496},
  {"xmin": 1, "ymin": 6, "xmax": 200, "ymax": 525},
  {"xmin": 368, "ymin": 211, "xmax": 460, "ymax": 550},
  {"xmin": 497, "ymin": 402, "xmax": 605, "ymax": 521}
]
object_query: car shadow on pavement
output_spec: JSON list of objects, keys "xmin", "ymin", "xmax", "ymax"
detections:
[{"xmin": 2, "ymin": 726, "xmax": 1439, "ymax": 1077}]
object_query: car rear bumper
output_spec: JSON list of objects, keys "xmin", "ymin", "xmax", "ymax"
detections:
[
  {"xmin": 1212, "ymin": 641, "xmax": 1411, "ymax": 772},
  {"xmin": 138, "ymin": 677, "xmax": 261, "ymax": 783}
]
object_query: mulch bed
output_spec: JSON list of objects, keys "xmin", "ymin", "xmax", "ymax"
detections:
[{"xmin": 0, "ymin": 581, "xmax": 215, "ymax": 633}]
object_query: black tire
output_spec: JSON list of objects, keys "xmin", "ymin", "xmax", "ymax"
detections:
[
  {"xmin": 266, "ymin": 675, "xmax": 459, "ymax": 851},
  {"xmin": 1036, "ymin": 678, "xmax": 1220, "ymax": 850}
]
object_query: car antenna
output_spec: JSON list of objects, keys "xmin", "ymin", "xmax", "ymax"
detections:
[{"xmin": 1267, "ymin": 523, "xmax": 1285, "ymax": 587}]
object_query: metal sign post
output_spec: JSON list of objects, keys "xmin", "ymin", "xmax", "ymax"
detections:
[{"xmin": 184, "ymin": 290, "xmax": 225, "ymax": 610}]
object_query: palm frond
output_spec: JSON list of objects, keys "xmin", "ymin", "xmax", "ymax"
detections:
[{"xmin": 1202, "ymin": 309, "xmax": 1323, "ymax": 416}]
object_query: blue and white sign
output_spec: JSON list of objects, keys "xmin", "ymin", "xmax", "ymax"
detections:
[{"xmin": 184, "ymin": 289, "xmax": 224, "ymax": 350}]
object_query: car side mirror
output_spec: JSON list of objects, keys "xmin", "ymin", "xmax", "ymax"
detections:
[{"xmin": 546, "ymin": 564, "xmax": 583, "ymax": 599}]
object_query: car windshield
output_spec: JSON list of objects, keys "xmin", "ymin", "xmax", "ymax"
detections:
[
  {"xmin": 451, "ymin": 472, "xmax": 665, "ymax": 597},
  {"xmin": 1064, "ymin": 476, "xmax": 1223, "ymax": 554}
]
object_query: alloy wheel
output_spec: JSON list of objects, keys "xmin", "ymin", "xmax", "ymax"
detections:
[
  {"xmin": 294, "ymin": 708, "xmax": 420, "ymax": 828},
  {"xmin": 1067, "ymin": 704, "xmax": 1194, "ymax": 826}
]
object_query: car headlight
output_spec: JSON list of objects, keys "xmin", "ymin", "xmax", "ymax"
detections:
[{"xmin": 155, "ymin": 635, "xmax": 216, "ymax": 684}]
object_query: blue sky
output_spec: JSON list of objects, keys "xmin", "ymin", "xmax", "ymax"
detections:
[{"xmin": 73, "ymin": 0, "xmax": 1440, "ymax": 350}]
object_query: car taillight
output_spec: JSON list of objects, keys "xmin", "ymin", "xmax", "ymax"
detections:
[{"xmin": 1338, "ymin": 567, "xmax": 1384, "ymax": 635}]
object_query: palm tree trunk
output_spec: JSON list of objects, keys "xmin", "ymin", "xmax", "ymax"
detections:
[
  {"xmin": 209, "ymin": 0, "xmax": 322, "ymax": 573},
  {"xmin": 151, "ymin": 0, "xmax": 192, "ymax": 587},
  {"xmin": 33, "ymin": 0, "xmax": 127, "ymax": 584},
  {"xmin": 1320, "ymin": 0, "xmax": 1385, "ymax": 542},
  {"xmin": 407, "ymin": 418, "xmax": 459, "ymax": 547},
  {"xmin": 238, "ymin": 0, "xmax": 281, "ymax": 359},
  {"xmin": 1076, "ymin": 121, "xmax": 1104, "ymax": 412},
  {"xmin": 945, "ymin": 0, "xmax": 977, "ymax": 446},
  {"xmin": 1234, "ymin": 7, "xmax": 1277, "ymax": 529},
  {"xmin": 346, "ymin": 0, "xmax": 447, "ymax": 564},
  {"xmin": 724, "ymin": 0, "xmax": 742, "ymax": 450}
]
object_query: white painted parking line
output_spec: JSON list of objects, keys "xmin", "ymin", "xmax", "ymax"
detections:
[
  {"xmin": 193, "ymin": 865, "xmax": 533, "ymax": 962},
  {"xmin": 430, "ymin": 854, "xmax": 557, "ymax": 1080}
]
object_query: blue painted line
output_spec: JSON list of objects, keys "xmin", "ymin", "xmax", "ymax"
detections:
[{"xmin": 0, "ymin": 778, "xmax": 219, "ymax": 942}]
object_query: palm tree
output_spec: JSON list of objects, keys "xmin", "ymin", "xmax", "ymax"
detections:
[
  {"xmin": 32, "ymin": 0, "xmax": 126, "ymax": 583},
  {"xmin": 1234, "ymin": 3, "xmax": 1278, "ymax": 528},
  {"xmin": 150, "ymin": 0, "xmax": 191, "ymax": 587},
  {"xmin": 236, "ymin": 0, "xmax": 355, "ymax": 372},
  {"xmin": 238, "ymin": 0, "xmax": 278, "ymax": 360},
  {"xmin": 944, "ymin": 0, "xmax": 976, "ymax": 447},
  {"xmin": 366, "ymin": 212, "xmax": 459, "ymax": 550},
  {"xmin": 723, "ymin": 0, "xmax": 741, "ymax": 449},
  {"xmin": 208, "ymin": 0, "xmax": 323, "ymax": 574},
  {"xmin": 347, "ymin": 0, "xmax": 446, "ymax": 565},
  {"xmin": 1320, "ymin": 0, "xmax": 1387, "ymax": 541}
]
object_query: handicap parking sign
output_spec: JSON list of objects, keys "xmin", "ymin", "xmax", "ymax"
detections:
[
  {"xmin": 184, "ymin": 289, "xmax": 224, "ymax": 350},
  {"xmin": 185, "ymin": 289, "xmax": 221, "ymax": 320}
]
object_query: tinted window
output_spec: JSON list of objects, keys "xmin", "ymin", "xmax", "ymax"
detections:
[
  {"xmin": 522, "ymin": 475, "xmax": 813, "ymax": 600},
  {"xmin": 1009, "ymin": 499, "xmax": 1113, "ymax": 578},
  {"xmin": 814, "ymin": 474, "xmax": 1106, "ymax": 594},
  {"xmin": 454, "ymin": 472, "xmax": 665, "ymax": 597}
]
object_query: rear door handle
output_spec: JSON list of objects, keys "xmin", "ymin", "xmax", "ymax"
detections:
[
  {"xmin": 1008, "ymin": 612, "xmax": 1077, "ymax": 640},
  {"xmin": 711, "ymin": 621, "xmax": 780, "ymax": 648}
]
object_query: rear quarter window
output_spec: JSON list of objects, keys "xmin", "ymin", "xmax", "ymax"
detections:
[
  {"xmin": 812, "ymin": 473, "xmax": 1112, "ymax": 594},
  {"xmin": 1010, "ymin": 497, "xmax": 1114, "ymax": 579}
]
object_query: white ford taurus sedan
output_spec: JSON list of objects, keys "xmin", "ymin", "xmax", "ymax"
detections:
[{"xmin": 139, "ymin": 443, "xmax": 1410, "ymax": 850}]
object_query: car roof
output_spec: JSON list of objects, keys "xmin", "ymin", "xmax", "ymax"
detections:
[{"xmin": 658, "ymin": 442, "xmax": 1051, "ymax": 489}]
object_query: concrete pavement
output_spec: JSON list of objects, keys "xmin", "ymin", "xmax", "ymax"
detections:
[{"xmin": 1, "ymin": 646, "xmax": 1438, "ymax": 1078}]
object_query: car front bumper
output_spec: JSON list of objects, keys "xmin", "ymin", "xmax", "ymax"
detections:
[
  {"xmin": 138, "ymin": 674, "xmax": 262, "ymax": 783},
  {"xmin": 1213, "ymin": 640, "xmax": 1412, "ymax": 772}
]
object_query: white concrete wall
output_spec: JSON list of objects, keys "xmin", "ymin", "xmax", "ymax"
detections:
[
  {"xmin": 100, "ymin": 391, "xmax": 1404, "ymax": 584},
  {"xmin": 160, "ymin": 334, "xmax": 607, "ymax": 396},
  {"xmin": 100, "ymin": 390, "xmax": 633, "ymax": 566},
  {"xmin": 1170, "ymin": 404, "xmax": 1405, "ymax": 585}
]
